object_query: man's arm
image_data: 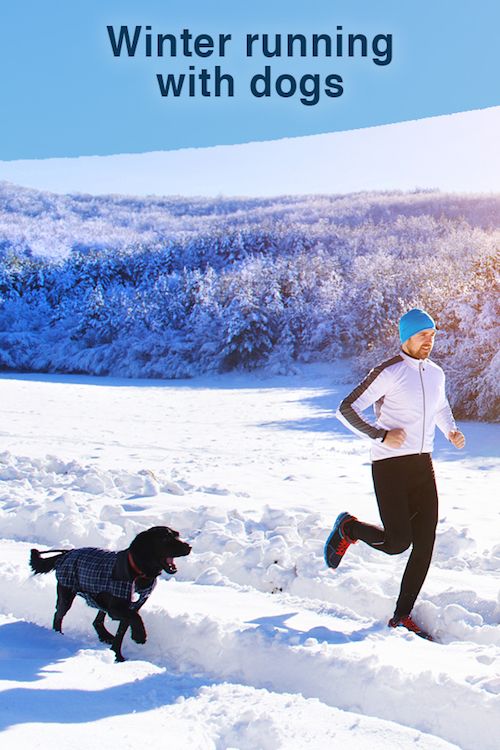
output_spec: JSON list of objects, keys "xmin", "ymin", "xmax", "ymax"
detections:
[
  {"xmin": 336, "ymin": 358, "xmax": 400, "ymax": 442},
  {"xmin": 435, "ymin": 379, "xmax": 465, "ymax": 449}
]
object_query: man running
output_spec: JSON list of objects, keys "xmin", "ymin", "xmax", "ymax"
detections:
[{"xmin": 325, "ymin": 308, "xmax": 465, "ymax": 638}]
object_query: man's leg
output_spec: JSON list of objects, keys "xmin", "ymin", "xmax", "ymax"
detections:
[
  {"xmin": 393, "ymin": 457, "xmax": 438, "ymax": 618},
  {"xmin": 346, "ymin": 456, "xmax": 413, "ymax": 554},
  {"xmin": 331, "ymin": 454, "xmax": 438, "ymax": 624}
]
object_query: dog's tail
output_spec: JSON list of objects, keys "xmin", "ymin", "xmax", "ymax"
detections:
[{"xmin": 30, "ymin": 548, "xmax": 70, "ymax": 574}]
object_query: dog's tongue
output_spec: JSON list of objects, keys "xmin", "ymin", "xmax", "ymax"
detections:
[{"xmin": 164, "ymin": 557, "xmax": 177, "ymax": 574}]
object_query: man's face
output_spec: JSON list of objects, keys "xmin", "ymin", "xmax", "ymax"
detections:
[{"xmin": 403, "ymin": 328, "xmax": 436, "ymax": 359}]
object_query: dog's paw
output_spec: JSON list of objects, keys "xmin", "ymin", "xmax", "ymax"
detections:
[
  {"xmin": 96, "ymin": 630, "xmax": 114, "ymax": 645},
  {"xmin": 130, "ymin": 622, "xmax": 147, "ymax": 644}
]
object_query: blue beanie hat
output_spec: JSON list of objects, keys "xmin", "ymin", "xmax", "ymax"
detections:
[{"xmin": 399, "ymin": 308, "xmax": 436, "ymax": 343}]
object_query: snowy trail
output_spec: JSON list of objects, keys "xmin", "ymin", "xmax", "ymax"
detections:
[
  {"xmin": 0, "ymin": 370, "xmax": 498, "ymax": 749},
  {"xmin": 0, "ymin": 536, "xmax": 499, "ymax": 750},
  {"xmin": 0, "ymin": 616, "xmax": 462, "ymax": 750}
]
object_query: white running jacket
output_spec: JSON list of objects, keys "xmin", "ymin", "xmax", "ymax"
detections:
[{"xmin": 336, "ymin": 351, "xmax": 457, "ymax": 461}]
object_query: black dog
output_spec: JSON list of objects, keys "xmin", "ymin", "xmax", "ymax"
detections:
[{"xmin": 30, "ymin": 526, "xmax": 191, "ymax": 662}]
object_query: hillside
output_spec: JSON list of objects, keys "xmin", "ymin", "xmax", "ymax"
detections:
[{"xmin": 0, "ymin": 186, "xmax": 498, "ymax": 420}]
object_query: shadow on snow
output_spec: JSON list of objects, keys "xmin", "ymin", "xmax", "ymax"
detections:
[
  {"xmin": 0, "ymin": 620, "xmax": 208, "ymax": 729},
  {"xmin": 248, "ymin": 612, "xmax": 381, "ymax": 647}
]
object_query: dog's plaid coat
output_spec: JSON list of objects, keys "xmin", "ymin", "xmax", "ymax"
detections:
[{"xmin": 55, "ymin": 548, "xmax": 156, "ymax": 611}]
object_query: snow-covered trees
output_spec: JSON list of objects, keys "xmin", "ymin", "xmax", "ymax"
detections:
[{"xmin": 0, "ymin": 184, "xmax": 498, "ymax": 419}]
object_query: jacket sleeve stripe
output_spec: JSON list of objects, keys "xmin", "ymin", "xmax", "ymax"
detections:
[{"xmin": 337, "ymin": 355, "xmax": 402, "ymax": 440}]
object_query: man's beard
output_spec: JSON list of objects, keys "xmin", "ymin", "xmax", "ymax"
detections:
[{"xmin": 416, "ymin": 344, "xmax": 432, "ymax": 359}]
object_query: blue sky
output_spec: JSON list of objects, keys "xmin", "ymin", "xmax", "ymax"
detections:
[{"xmin": 1, "ymin": 0, "xmax": 499, "ymax": 159}]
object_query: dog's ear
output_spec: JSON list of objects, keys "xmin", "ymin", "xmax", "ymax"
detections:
[
  {"xmin": 129, "ymin": 527, "xmax": 174, "ymax": 576},
  {"xmin": 130, "ymin": 527, "xmax": 191, "ymax": 577}
]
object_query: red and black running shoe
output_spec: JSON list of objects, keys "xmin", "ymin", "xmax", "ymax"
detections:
[
  {"xmin": 388, "ymin": 614, "xmax": 434, "ymax": 641},
  {"xmin": 324, "ymin": 512, "xmax": 357, "ymax": 569}
]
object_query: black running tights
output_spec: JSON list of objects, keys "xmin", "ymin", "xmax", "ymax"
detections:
[{"xmin": 347, "ymin": 453, "xmax": 438, "ymax": 618}]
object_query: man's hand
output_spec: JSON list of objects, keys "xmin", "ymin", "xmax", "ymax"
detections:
[
  {"xmin": 383, "ymin": 428, "xmax": 407, "ymax": 448},
  {"xmin": 448, "ymin": 430, "xmax": 466, "ymax": 449}
]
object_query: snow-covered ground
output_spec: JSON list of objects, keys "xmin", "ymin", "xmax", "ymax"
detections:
[{"xmin": 0, "ymin": 364, "xmax": 498, "ymax": 749}]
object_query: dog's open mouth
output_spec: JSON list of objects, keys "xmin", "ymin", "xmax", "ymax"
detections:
[{"xmin": 164, "ymin": 557, "xmax": 177, "ymax": 574}]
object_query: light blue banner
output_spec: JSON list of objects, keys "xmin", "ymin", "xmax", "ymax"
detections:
[{"xmin": 1, "ymin": 0, "xmax": 499, "ymax": 159}]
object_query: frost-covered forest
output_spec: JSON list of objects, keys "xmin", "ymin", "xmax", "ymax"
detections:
[{"xmin": 0, "ymin": 182, "xmax": 498, "ymax": 420}]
